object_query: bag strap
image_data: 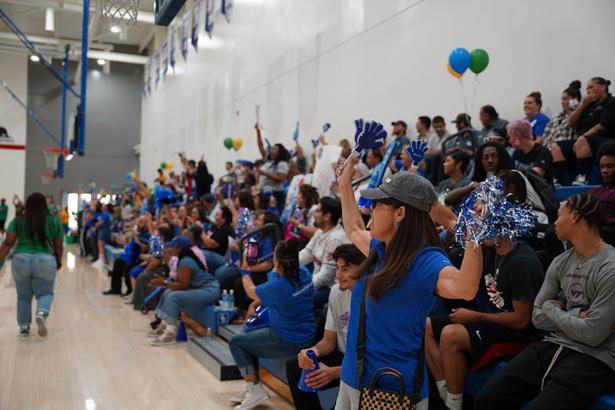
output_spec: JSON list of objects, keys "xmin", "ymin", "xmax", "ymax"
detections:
[{"xmin": 356, "ymin": 275, "xmax": 368, "ymax": 384}]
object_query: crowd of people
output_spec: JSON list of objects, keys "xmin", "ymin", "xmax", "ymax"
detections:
[{"xmin": 1, "ymin": 75, "xmax": 614, "ymax": 410}]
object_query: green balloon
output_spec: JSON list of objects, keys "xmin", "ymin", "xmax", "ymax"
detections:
[
  {"xmin": 469, "ymin": 49, "xmax": 489, "ymax": 74},
  {"xmin": 224, "ymin": 137, "xmax": 234, "ymax": 149},
  {"xmin": 160, "ymin": 162, "xmax": 166, "ymax": 169}
]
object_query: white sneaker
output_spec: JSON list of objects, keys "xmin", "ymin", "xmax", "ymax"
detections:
[
  {"xmin": 91, "ymin": 259, "xmax": 104, "ymax": 268},
  {"xmin": 35, "ymin": 312, "xmax": 48, "ymax": 337},
  {"xmin": 234, "ymin": 383, "xmax": 269, "ymax": 410},
  {"xmin": 229, "ymin": 388, "xmax": 248, "ymax": 404},
  {"xmin": 572, "ymin": 174, "xmax": 588, "ymax": 186},
  {"xmin": 123, "ymin": 295, "xmax": 134, "ymax": 305}
]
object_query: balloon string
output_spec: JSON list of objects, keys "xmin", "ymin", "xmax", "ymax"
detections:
[
  {"xmin": 458, "ymin": 77, "xmax": 470, "ymax": 122},
  {"xmin": 470, "ymin": 75, "xmax": 479, "ymax": 115}
]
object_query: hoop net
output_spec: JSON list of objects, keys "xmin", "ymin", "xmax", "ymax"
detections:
[
  {"xmin": 43, "ymin": 147, "xmax": 68, "ymax": 170},
  {"xmin": 39, "ymin": 172, "xmax": 56, "ymax": 185},
  {"xmin": 98, "ymin": 0, "xmax": 139, "ymax": 29}
]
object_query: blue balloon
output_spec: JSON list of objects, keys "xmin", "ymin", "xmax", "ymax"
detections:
[{"xmin": 448, "ymin": 48, "xmax": 471, "ymax": 75}]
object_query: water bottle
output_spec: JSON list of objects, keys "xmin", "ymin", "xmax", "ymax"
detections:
[
  {"xmin": 297, "ymin": 350, "xmax": 321, "ymax": 393},
  {"xmin": 221, "ymin": 289, "xmax": 229, "ymax": 310},
  {"xmin": 228, "ymin": 289, "xmax": 235, "ymax": 309}
]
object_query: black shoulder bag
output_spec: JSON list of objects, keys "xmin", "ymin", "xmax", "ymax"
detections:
[{"xmin": 357, "ymin": 278, "xmax": 425, "ymax": 410}]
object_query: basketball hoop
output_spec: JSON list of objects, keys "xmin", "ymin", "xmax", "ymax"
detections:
[
  {"xmin": 39, "ymin": 172, "xmax": 56, "ymax": 185},
  {"xmin": 97, "ymin": 0, "xmax": 139, "ymax": 30},
  {"xmin": 43, "ymin": 147, "xmax": 68, "ymax": 170}
]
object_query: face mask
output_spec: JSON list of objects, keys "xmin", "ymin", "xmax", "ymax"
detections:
[{"xmin": 569, "ymin": 99, "xmax": 579, "ymax": 109}]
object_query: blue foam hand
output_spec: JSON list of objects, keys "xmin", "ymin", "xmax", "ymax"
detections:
[
  {"xmin": 407, "ymin": 140, "xmax": 428, "ymax": 164},
  {"xmin": 355, "ymin": 121, "xmax": 387, "ymax": 151},
  {"xmin": 311, "ymin": 139, "xmax": 319, "ymax": 149},
  {"xmin": 264, "ymin": 138, "xmax": 272, "ymax": 153},
  {"xmin": 354, "ymin": 119, "xmax": 364, "ymax": 145},
  {"xmin": 293, "ymin": 122, "xmax": 300, "ymax": 141},
  {"xmin": 322, "ymin": 123, "xmax": 331, "ymax": 133}
]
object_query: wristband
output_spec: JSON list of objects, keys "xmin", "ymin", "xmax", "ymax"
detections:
[{"xmin": 241, "ymin": 269, "xmax": 251, "ymax": 277}]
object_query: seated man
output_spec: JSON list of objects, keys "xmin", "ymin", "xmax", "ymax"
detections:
[
  {"xmin": 508, "ymin": 119, "xmax": 553, "ymax": 184},
  {"xmin": 475, "ymin": 193, "xmax": 615, "ymax": 409},
  {"xmin": 102, "ymin": 216, "xmax": 151, "ymax": 296},
  {"xmin": 436, "ymin": 150, "xmax": 472, "ymax": 204},
  {"xmin": 286, "ymin": 244, "xmax": 364, "ymax": 410},
  {"xmin": 298, "ymin": 197, "xmax": 348, "ymax": 309},
  {"xmin": 426, "ymin": 190, "xmax": 544, "ymax": 410},
  {"xmin": 444, "ymin": 113, "xmax": 480, "ymax": 158}
]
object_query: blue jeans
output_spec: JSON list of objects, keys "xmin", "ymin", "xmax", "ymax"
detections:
[
  {"xmin": 204, "ymin": 250, "xmax": 226, "ymax": 273},
  {"xmin": 155, "ymin": 282, "xmax": 220, "ymax": 325},
  {"xmin": 229, "ymin": 327, "xmax": 311, "ymax": 377},
  {"xmin": 214, "ymin": 264, "xmax": 239, "ymax": 284},
  {"xmin": 11, "ymin": 253, "xmax": 57, "ymax": 325}
]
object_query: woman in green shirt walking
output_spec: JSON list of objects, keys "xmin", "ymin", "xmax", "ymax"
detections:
[{"xmin": 0, "ymin": 193, "xmax": 63, "ymax": 337}]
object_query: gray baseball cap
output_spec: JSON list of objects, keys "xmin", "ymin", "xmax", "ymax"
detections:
[{"xmin": 360, "ymin": 171, "xmax": 436, "ymax": 212}]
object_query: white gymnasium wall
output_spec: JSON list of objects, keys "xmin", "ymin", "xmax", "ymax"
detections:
[
  {"xmin": 0, "ymin": 50, "xmax": 27, "ymax": 221},
  {"xmin": 140, "ymin": 0, "xmax": 615, "ymax": 183}
]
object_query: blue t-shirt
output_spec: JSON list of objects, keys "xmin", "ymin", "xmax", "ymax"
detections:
[
  {"xmin": 259, "ymin": 236, "xmax": 274, "ymax": 260},
  {"xmin": 340, "ymin": 239, "xmax": 452, "ymax": 398},
  {"xmin": 255, "ymin": 266, "xmax": 316, "ymax": 345},
  {"xmin": 527, "ymin": 112, "xmax": 550, "ymax": 138},
  {"xmin": 100, "ymin": 211, "xmax": 111, "ymax": 228},
  {"xmin": 177, "ymin": 256, "xmax": 217, "ymax": 289}
]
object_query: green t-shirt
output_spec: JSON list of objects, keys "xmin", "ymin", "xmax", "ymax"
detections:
[
  {"xmin": 0, "ymin": 204, "xmax": 8, "ymax": 221},
  {"xmin": 7, "ymin": 215, "xmax": 63, "ymax": 255}
]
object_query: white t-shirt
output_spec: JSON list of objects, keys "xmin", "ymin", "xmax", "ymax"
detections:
[
  {"xmin": 324, "ymin": 284, "xmax": 351, "ymax": 353},
  {"xmin": 259, "ymin": 160, "xmax": 289, "ymax": 192},
  {"xmin": 299, "ymin": 224, "xmax": 349, "ymax": 289}
]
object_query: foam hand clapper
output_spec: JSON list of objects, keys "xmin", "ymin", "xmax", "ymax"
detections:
[
  {"xmin": 244, "ymin": 306, "xmax": 270, "ymax": 333},
  {"xmin": 407, "ymin": 140, "xmax": 428, "ymax": 164}
]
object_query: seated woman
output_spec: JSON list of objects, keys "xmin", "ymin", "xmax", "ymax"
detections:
[
  {"xmin": 148, "ymin": 235, "xmax": 220, "ymax": 346},
  {"xmin": 546, "ymin": 81, "xmax": 582, "ymax": 186},
  {"xmin": 285, "ymin": 184, "xmax": 319, "ymax": 245},
  {"xmin": 228, "ymin": 239, "xmax": 315, "ymax": 410},
  {"xmin": 216, "ymin": 211, "xmax": 278, "ymax": 319},
  {"xmin": 444, "ymin": 142, "xmax": 513, "ymax": 207},
  {"xmin": 199, "ymin": 206, "xmax": 235, "ymax": 272}
]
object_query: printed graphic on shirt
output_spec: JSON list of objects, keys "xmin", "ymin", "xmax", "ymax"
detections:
[
  {"xmin": 565, "ymin": 268, "xmax": 589, "ymax": 306},
  {"xmin": 484, "ymin": 273, "xmax": 505, "ymax": 310}
]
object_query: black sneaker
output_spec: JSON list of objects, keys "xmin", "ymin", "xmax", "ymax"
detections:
[
  {"xmin": 121, "ymin": 290, "xmax": 133, "ymax": 297},
  {"xmin": 102, "ymin": 289, "xmax": 121, "ymax": 295}
]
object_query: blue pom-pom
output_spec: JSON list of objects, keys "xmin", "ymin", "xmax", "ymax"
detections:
[{"xmin": 454, "ymin": 176, "xmax": 537, "ymax": 247}]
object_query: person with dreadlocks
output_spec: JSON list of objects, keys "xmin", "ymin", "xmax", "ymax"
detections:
[
  {"xmin": 475, "ymin": 192, "xmax": 615, "ymax": 409},
  {"xmin": 0, "ymin": 192, "xmax": 64, "ymax": 337}
]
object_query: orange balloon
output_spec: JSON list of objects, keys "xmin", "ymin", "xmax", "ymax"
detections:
[{"xmin": 447, "ymin": 63, "xmax": 463, "ymax": 79}]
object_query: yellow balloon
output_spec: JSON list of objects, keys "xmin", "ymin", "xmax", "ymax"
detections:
[
  {"xmin": 166, "ymin": 162, "xmax": 173, "ymax": 170},
  {"xmin": 233, "ymin": 137, "xmax": 243, "ymax": 150},
  {"xmin": 447, "ymin": 63, "xmax": 462, "ymax": 79},
  {"xmin": 131, "ymin": 171, "xmax": 137, "ymax": 180}
]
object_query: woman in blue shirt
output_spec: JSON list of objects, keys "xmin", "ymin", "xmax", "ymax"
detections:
[
  {"xmin": 148, "ymin": 235, "xmax": 220, "ymax": 346},
  {"xmin": 228, "ymin": 239, "xmax": 315, "ymax": 410},
  {"xmin": 334, "ymin": 160, "xmax": 484, "ymax": 410},
  {"xmin": 523, "ymin": 91, "xmax": 550, "ymax": 144}
]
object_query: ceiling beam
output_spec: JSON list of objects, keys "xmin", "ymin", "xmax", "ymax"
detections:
[{"xmin": 0, "ymin": 31, "xmax": 113, "ymax": 51}]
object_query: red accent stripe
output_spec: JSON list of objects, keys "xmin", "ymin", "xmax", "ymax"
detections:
[{"xmin": 0, "ymin": 144, "xmax": 25, "ymax": 150}]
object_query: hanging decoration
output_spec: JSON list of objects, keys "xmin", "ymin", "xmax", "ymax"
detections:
[
  {"xmin": 162, "ymin": 39, "xmax": 169, "ymax": 80},
  {"xmin": 181, "ymin": 10, "xmax": 189, "ymax": 61},
  {"xmin": 232, "ymin": 137, "xmax": 243, "ymax": 150},
  {"xmin": 191, "ymin": 0, "xmax": 202, "ymax": 51},
  {"xmin": 154, "ymin": 50, "xmax": 160, "ymax": 88},
  {"xmin": 205, "ymin": 0, "xmax": 215, "ymax": 38},
  {"xmin": 221, "ymin": 0, "xmax": 233, "ymax": 23},
  {"xmin": 169, "ymin": 24, "xmax": 177, "ymax": 69}
]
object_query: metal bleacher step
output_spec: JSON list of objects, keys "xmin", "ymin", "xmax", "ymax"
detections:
[
  {"xmin": 187, "ymin": 335, "xmax": 242, "ymax": 381},
  {"xmin": 218, "ymin": 323, "xmax": 243, "ymax": 342}
]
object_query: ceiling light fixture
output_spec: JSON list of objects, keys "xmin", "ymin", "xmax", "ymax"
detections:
[
  {"xmin": 45, "ymin": 8, "xmax": 55, "ymax": 32},
  {"xmin": 30, "ymin": 55, "xmax": 40, "ymax": 62},
  {"xmin": 97, "ymin": 59, "xmax": 106, "ymax": 66},
  {"xmin": 110, "ymin": 25, "xmax": 121, "ymax": 33}
]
